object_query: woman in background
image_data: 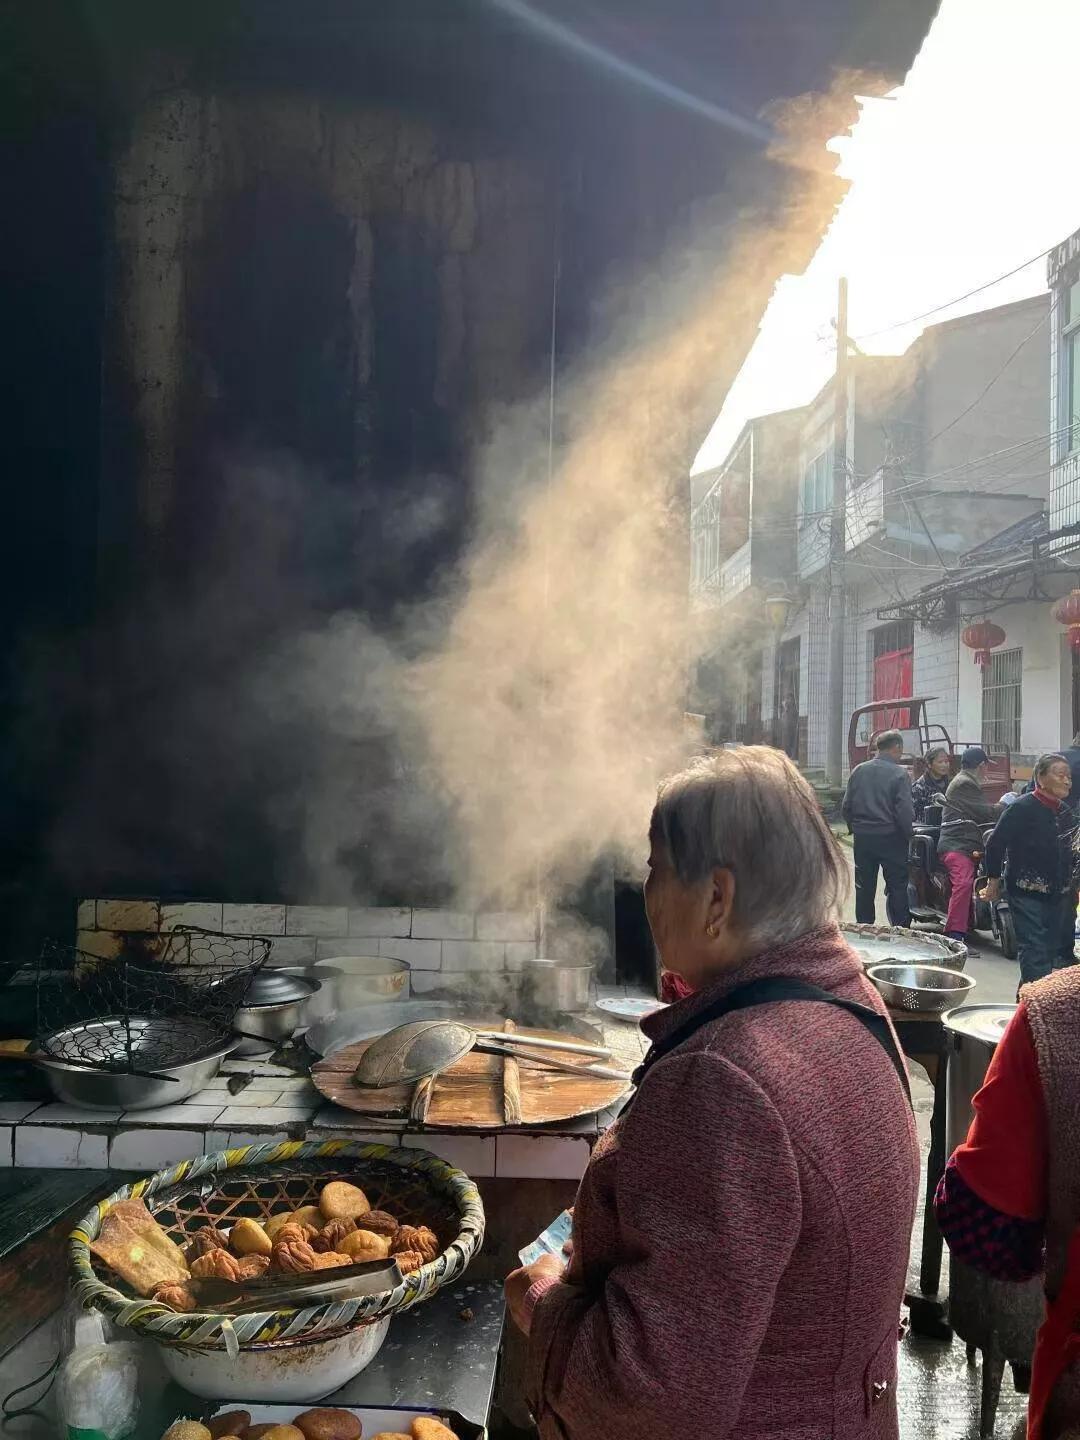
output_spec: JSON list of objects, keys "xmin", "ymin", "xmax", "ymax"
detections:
[
  {"xmin": 980, "ymin": 753, "xmax": 1076, "ymax": 988},
  {"xmin": 506, "ymin": 748, "xmax": 918, "ymax": 1439},
  {"xmin": 911, "ymin": 746, "xmax": 951, "ymax": 820}
]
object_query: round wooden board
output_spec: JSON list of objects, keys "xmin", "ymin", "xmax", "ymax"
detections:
[{"xmin": 311, "ymin": 1017, "xmax": 631, "ymax": 1128}]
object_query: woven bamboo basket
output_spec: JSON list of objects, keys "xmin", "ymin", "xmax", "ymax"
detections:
[{"xmin": 69, "ymin": 1138, "xmax": 485, "ymax": 1353}]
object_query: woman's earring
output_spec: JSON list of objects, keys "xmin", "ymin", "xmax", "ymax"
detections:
[{"xmin": 706, "ymin": 923, "xmax": 718, "ymax": 939}]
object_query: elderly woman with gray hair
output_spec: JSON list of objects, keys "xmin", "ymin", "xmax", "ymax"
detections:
[{"xmin": 505, "ymin": 747, "xmax": 919, "ymax": 1440}]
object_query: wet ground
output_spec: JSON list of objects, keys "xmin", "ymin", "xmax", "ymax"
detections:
[{"xmin": 850, "ymin": 860, "xmax": 1029, "ymax": 1438}]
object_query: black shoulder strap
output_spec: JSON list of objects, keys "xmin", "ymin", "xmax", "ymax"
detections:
[{"xmin": 629, "ymin": 974, "xmax": 911, "ymax": 1109}]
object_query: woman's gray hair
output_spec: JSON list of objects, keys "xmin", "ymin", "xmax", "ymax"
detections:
[
  {"xmin": 650, "ymin": 746, "xmax": 849, "ymax": 951},
  {"xmin": 1034, "ymin": 752, "xmax": 1068, "ymax": 782},
  {"xmin": 923, "ymin": 746, "xmax": 949, "ymax": 767}
]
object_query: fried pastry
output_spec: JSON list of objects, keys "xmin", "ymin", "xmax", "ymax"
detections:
[
  {"xmin": 319, "ymin": 1182, "xmax": 370, "ymax": 1222},
  {"xmin": 294, "ymin": 1410, "xmax": 362, "ymax": 1440}
]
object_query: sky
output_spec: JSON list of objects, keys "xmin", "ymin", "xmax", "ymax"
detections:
[{"xmin": 693, "ymin": 0, "xmax": 1080, "ymax": 474}]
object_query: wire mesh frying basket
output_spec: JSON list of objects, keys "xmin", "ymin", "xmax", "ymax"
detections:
[{"xmin": 35, "ymin": 927, "xmax": 270, "ymax": 1074}]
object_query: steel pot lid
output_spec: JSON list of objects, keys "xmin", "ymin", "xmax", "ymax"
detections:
[
  {"xmin": 353, "ymin": 1019, "xmax": 476, "ymax": 1088},
  {"xmin": 240, "ymin": 971, "xmax": 319, "ymax": 1009},
  {"xmin": 942, "ymin": 1003, "xmax": 1017, "ymax": 1045}
]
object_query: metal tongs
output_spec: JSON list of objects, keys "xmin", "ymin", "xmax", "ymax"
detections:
[
  {"xmin": 353, "ymin": 1019, "xmax": 629, "ymax": 1088},
  {"xmin": 186, "ymin": 1255, "xmax": 404, "ymax": 1314}
]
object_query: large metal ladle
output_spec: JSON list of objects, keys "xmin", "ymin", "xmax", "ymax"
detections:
[{"xmin": 352, "ymin": 1018, "xmax": 629, "ymax": 1088}]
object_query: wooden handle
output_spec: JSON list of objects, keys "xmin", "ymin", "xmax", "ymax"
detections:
[
  {"xmin": 502, "ymin": 1018, "xmax": 523, "ymax": 1125},
  {"xmin": 409, "ymin": 1072, "xmax": 436, "ymax": 1124}
]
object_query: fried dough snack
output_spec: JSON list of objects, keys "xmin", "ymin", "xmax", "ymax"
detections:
[
  {"xmin": 190, "ymin": 1248, "xmax": 245, "ymax": 1282},
  {"xmin": 91, "ymin": 1209, "xmax": 187, "ymax": 1297},
  {"xmin": 392, "ymin": 1226, "xmax": 438, "ymax": 1264}
]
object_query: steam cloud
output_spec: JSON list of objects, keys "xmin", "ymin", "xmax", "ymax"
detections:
[{"xmin": 46, "ymin": 78, "xmax": 860, "ymax": 932}]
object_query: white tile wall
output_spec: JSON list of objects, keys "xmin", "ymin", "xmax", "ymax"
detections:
[
  {"xmin": 495, "ymin": 1134, "xmax": 589, "ymax": 1180},
  {"xmin": 32, "ymin": 1104, "xmax": 122, "ymax": 1124},
  {"xmin": 161, "ymin": 902, "xmax": 224, "ymax": 931},
  {"xmin": 505, "ymin": 943, "xmax": 538, "ymax": 971},
  {"xmin": 378, "ymin": 938, "xmax": 442, "ymax": 970},
  {"xmin": 476, "ymin": 912, "xmax": 537, "ymax": 942},
  {"xmin": 222, "ymin": 903, "xmax": 286, "ymax": 935},
  {"xmin": 316, "ymin": 938, "xmax": 391, "ymax": 961},
  {"xmin": 213, "ymin": 1106, "xmax": 313, "ymax": 1129},
  {"xmin": 441, "ymin": 941, "xmax": 505, "ymax": 972},
  {"xmin": 77, "ymin": 898, "xmax": 544, "ymax": 993},
  {"xmin": 76, "ymin": 929, "xmax": 123, "ymax": 960},
  {"xmin": 402, "ymin": 1132, "xmax": 496, "ymax": 1177},
  {"xmin": 16, "ymin": 1126, "xmax": 108, "ymax": 1168},
  {"xmin": 110, "ymin": 1128, "xmax": 205, "ymax": 1169},
  {"xmin": 132, "ymin": 1104, "xmax": 226, "ymax": 1126},
  {"xmin": 218, "ymin": 1132, "xmax": 291, "ymax": 1152},
  {"xmin": 286, "ymin": 906, "xmax": 349, "ymax": 936},
  {"xmin": 266, "ymin": 937, "xmax": 318, "ymax": 966},
  {"xmin": 0, "ymin": 1102, "xmax": 43, "ymax": 1122},
  {"xmin": 348, "ymin": 907, "xmax": 411, "ymax": 938},
  {"xmin": 96, "ymin": 899, "xmax": 160, "ymax": 932},
  {"xmin": 411, "ymin": 910, "xmax": 474, "ymax": 940}
]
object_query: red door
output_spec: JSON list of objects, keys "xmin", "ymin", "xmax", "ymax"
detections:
[{"xmin": 873, "ymin": 647, "xmax": 913, "ymax": 730}]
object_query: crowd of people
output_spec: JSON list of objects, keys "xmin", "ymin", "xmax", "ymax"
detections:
[
  {"xmin": 500, "ymin": 743, "xmax": 1080, "ymax": 1438},
  {"xmin": 842, "ymin": 729, "xmax": 1080, "ymax": 987}
]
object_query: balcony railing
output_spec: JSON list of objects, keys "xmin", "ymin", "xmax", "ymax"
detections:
[
  {"xmin": 690, "ymin": 538, "xmax": 752, "ymax": 606},
  {"xmin": 718, "ymin": 539, "xmax": 751, "ymax": 600}
]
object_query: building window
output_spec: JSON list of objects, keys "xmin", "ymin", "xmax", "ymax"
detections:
[
  {"xmin": 801, "ymin": 450, "xmax": 831, "ymax": 517},
  {"xmin": 1065, "ymin": 276, "xmax": 1080, "ymax": 455},
  {"xmin": 982, "ymin": 646, "xmax": 1022, "ymax": 753}
]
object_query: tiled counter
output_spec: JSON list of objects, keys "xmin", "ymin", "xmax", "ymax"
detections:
[{"xmin": 3, "ymin": 989, "xmax": 650, "ymax": 1176}]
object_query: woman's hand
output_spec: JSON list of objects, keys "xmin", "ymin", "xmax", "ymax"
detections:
[
  {"xmin": 504, "ymin": 1253, "xmax": 567, "ymax": 1334},
  {"xmin": 979, "ymin": 877, "xmax": 1001, "ymax": 903}
]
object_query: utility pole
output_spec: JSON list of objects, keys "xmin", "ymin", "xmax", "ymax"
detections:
[{"xmin": 825, "ymin": 276, "xmax": 849, "ymax": 789}]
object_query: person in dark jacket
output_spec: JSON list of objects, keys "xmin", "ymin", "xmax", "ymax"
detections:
[
  {"xmin": 911, "ymin": 746, "xmax": 951, "ymax": 821},
  {"xmin": 842, "ymin": 729, "xmax": 913, "ymax": 926},
  {"xmin": 981, "ymin": 753, "xmax": 1078, "ymax": 988},
  {"xmin": 937, "ymin": 746, "xmax": 1004, "ymax": 942},
  {"xmin": 1025, "ymin": 733, "xmax": 1080, "ymax": 968}
]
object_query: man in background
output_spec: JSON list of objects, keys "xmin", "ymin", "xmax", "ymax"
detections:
[
  {"xmin": 938, "ymin": 746, "xmax": 1003, "ymax": 943},
  {"xmin": 842, "ymin": 729, "xmax": 913, "ymax": 927}
]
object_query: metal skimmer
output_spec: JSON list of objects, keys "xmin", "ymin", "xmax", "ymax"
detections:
[{"xmin": 353, "ymin": 1019, "xmax": 626, "ymax": 1088}]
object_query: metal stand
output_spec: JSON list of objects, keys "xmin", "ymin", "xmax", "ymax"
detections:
[{"xmin": 891, "ymin": 1010, "xmax": 953, "ymax": 1340}]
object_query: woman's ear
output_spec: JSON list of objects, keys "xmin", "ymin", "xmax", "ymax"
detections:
[{"xmin": 705, "ymin": 866, "xmax": 736, "ymax": 936}]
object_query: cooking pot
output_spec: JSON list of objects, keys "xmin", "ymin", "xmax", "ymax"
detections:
[
  {"xmin": 942, "ymin": 1002, "xmax": 1044, "ymax": 1437},
  {"xmin": 518, "ymin": 958, "xmax": 593, "ymax": 1014},
  {"xmin": 313, "ymin": 954, "xmax": 410, "ymax": 1009},
  {"xmin": 232, "ymin": 972, "xmax": 320, "ymax": 1056}
]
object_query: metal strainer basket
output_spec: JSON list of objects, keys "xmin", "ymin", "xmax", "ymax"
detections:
[{"xmin": 867, "ymin": 962, "xmax": 976, "ymax": 1014}]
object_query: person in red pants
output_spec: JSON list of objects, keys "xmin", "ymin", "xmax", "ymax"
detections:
[{"xmin": 937, "ymin": 746, "xmax": 1003, "ymax": 942}]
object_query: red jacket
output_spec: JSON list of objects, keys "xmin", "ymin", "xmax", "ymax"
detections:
[
  {"xmin": 935, "ymin": 1003, "xmax": 1080, "ymax": 1440},
  {"xmin": 525, "ymin": 926, "xmax": 919, "ymax": 1439}
]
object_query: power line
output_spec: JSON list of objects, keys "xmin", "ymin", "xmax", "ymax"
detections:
[
  {"xmin": 853, "ymin": 248, "xmax": 1050, "ymax": 341},
  {"xmin": 917, "ymin": 309, "xmax": 1052, "ymax": 451}
]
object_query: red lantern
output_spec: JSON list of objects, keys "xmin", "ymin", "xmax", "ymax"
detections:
[
  {"xmin": 961, "ymin": 620, "xmax": 1006, "ymax": 669},
  {"xmin": 1053, "ymin": 590, "xmax": 1080, "ymax": 652}
]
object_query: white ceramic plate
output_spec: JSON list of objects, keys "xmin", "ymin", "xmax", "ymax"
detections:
[{"xmin": 595, "ymin": 996, "xmax": 667, "ymax": 1023}]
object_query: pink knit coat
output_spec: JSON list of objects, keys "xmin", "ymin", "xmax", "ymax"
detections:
[{"xmin": 525, "ymin": 925, "xmax": 920, "ymax": 1439}]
